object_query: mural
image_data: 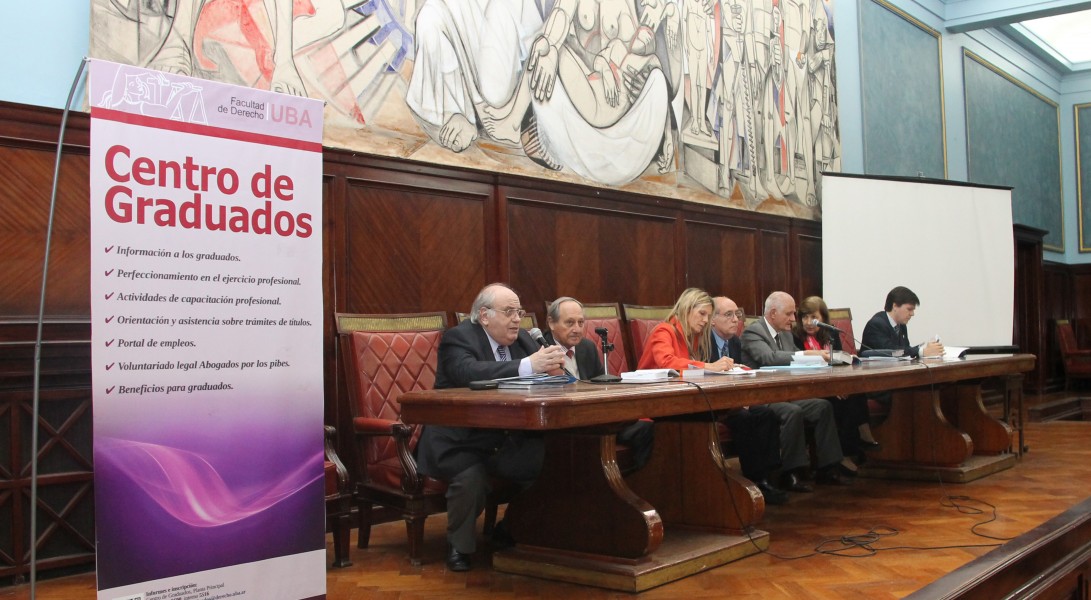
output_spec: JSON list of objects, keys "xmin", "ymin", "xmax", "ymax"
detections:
[{"xmin": 91, "ymin": 0, "xmax": 839, "ymax": 216}]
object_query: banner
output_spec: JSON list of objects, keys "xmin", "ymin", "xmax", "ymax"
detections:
[{"xmin": 89, "ymin": 59, "xmax": 325, "ymax": 600}]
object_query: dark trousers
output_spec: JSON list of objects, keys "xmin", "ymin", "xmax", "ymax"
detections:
[
  {"xmin": 830, "ymin": 394, "xmax": 870, "ymax": 456},
  {"xmin": 723, "ymin": 405, "xmax": 782, "ymax": 481}
]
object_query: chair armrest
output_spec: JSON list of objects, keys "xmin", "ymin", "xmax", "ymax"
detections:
[
  {"xmin": 353, "ymin": 417, "xmax": 397, "ymax": 435},
  {"xmin": 323, "ymin": 425, "xmax": 349, "ymax": 493},
  {"xmin": 392, "ymin": 422, "xmax": 426, "ymax": 495}
]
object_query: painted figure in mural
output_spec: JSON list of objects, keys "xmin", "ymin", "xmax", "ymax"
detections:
[
  {"xmin": 685, "ymin": 0, "xmax": 714, "ymax": 137},
  {"xmin": 478, "ymin": 0, "xmax": 683, "ymax": 185},
  {"xmin": 800, "ymin": 0, "xmax": 839, "ymax": 203},
  {"xmin": 718, "ymin": 0, "xmax": 759, "ymax": 201},
  {"xmin": 145, "ymin": 0, "xmax": 348, "ymax": 96},
  {"xmin": 405, "ymin": 0, "xmax": 545, "ymax": 152},
  {"xmin": 93, "ymin": 0, "xmax": 839, "ymax": 211}
]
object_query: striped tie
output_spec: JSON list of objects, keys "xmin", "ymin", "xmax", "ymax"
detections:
[{"xmin": 497, "ymin": 345, "xmax": 508, "ymax": 361}]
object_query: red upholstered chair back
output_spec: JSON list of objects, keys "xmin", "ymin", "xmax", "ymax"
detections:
[
  {"xmin": 336, "ymin": 312, "xmax": 446, "ymax": 489},
  {"xmin": 1057, "ymin": 319, "xmax": 1078, "ymax": 355},
  {"xmin": 581, "ymin": 303, "xmax": 629, "ymax": 375},
  {"xmin": 622, "ymin": 304, "xmax": 672, "ymax": 366},
  {"xmin": 828, "ymin": 308, "xmax": 857, "ymax": 355}
]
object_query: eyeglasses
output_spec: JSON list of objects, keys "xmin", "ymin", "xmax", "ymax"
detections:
[
  {"xmin": 488, "ymin": 306, "xmax": 527, "ymax": 319},
  {"xmin": 717, "ymin": 310, "xmax": 745, "ymax": 319}
]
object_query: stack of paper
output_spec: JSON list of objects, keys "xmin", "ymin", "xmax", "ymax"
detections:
[
  {"xmin": 620, "ymin": 369, "xmax": 679, "ymax": 383},
  {"xmin": 496, "ymin": 374, "xmax": 576, "ymax": 388}
]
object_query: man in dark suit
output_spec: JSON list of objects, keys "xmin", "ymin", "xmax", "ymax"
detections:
[
  {"xmin": 544, "ymin": 297, "xmax": 653, "ymax": 472},
  {"xmin": 416, "ymin": 283, "xmax": 566, "ymax": 572},
  {"xmin": 709, "ymin": 296, "xmax": 787, "ymax": 505},
  {"xmin": 740, "ymin": 291, "xmax": 849, "ymax": 490},
  {"xmin": 861, "ymin": 286, "xmax": 944, "ymax": 359}
]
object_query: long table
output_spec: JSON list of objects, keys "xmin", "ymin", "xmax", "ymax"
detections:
[{"xmin": 399, "ymin": 354, "xmax": 1034, "ymax": 591}]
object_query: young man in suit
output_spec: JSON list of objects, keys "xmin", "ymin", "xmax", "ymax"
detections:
[
  {"xmin": 708, "ymin": 296, "xmax": 788, "ymax": 505},
  {"xmin": 740, "ymin": 291, "xmax": 849, "ymax": 490},
  {"xmin": 861, "ymin": 286, "xmax": 945, "ymax": 359},
  {"xmin": 416, "ymin": 283, "xmax": 566, "ymax": 571},
  {"xmin": 544, "ymin": 297, "xmax": 653, "ymax": 472}
]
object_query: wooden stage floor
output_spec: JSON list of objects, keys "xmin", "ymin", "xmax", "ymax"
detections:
[{"xmin": 4, "ymin": 420, "xmax": 1090, "ymax": 600}]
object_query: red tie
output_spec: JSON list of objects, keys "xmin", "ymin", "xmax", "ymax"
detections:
[{"xmin": 566, "ymin": 348, "xmax": 574, "ymax": 359}]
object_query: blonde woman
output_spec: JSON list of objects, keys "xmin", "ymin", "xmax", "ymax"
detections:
[{"xmin": 637, "ymin": 287, "xmax": 733, "ymax": 371}]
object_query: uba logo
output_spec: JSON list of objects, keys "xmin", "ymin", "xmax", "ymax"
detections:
[{"xmin": 268, "ymin": 103, "xmax": 313, "ymax": 128}]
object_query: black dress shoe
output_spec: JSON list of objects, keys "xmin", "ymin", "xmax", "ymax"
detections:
[
  {"xmin": 755, "ymin": 479, "xmax": 789, "ymax": 505},
  {"xmin": 816, "ymin": 466, "xmax": 853, "ymax": 486},
  {"xmin": 446, "ymin": 545, "xmax": 472, "ymax": 572},
  {"xmin": 491, "ymin": 518, "xmax": 516, "ymax": 549},
  {"xmin": 779, "ymin": 471, "xmax": 813, "ymax": 493},
  {"xmin": 860, "ymin": 440, "xmax": 881, "ymax": 452}
]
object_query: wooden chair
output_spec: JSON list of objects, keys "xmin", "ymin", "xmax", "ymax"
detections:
[
  {"xmin": 456, "ymin": 311, "xmax": 538, "ymax": 330},
  {"xmin": 335, "ymin": 312, "xmax": 449, "ymax": 565},
  {"xmin": 544, "ymin": 301, "xmax": 630, "ymax": 376},
  {"xmin": 324, "ymin": 425, "xmax": 352, "ymax": 568},
  {"xmin": 621, "ymin": 304, "xmax": 672, "ymax": 366},
  {"xmin": 1055, "ymin": 319, "xmax": 1091, "ymax": 390},
  {"xmin": 828, "ymin": 308, "xmax": 857, "ymax": 355}
]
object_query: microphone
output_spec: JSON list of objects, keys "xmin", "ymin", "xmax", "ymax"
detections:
[
  {"xmin": 528, "ymin": 327, "xmax": 549, "ymax": 348},
  {"xmin": 595, "ymin": 327, "xmax": 608, "ymax": 337},
  {"xmin": 810, "ymin": 319, "xmax": 843, "ymax": 334}
]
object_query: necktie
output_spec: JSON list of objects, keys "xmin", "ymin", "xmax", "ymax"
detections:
[
  {"xmin": 497, "ymin": 345, "xmax": 508, "ymax": 361},
  {"xmin": 775, "ymin": 333, "xmax": 785, "ymax": 351},
  {"xmin": 566, "ymin": 348, "xmax": 574, "ymax": 359},
  {"xmin": 721, "ymin": 342, "xmax": 728, "ymax": 359}
]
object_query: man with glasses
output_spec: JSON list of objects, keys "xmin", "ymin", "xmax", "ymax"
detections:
[
  {"xmin": 417, "ymin": 283, "xmax": 565, "ymax": 571},
  {"xmin": 708, "ymin": 296, "xmax": 788, "ymax": 505}
]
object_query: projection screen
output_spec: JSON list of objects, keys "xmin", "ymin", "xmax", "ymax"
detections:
[{"xmin": 822, "ymin": 173, "xmax": 1015, "ymax": 349}]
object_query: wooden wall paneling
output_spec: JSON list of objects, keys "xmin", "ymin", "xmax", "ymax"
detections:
[
  {"xmin": 685, "ymin": 222, "xmax": 759, "ymax": 312},
  {"xmin": 341, "ymin": 170, "xmax": 492, "ymax": 315},
  {"xmin": 757, "ymin": 229, "xmax": 790, "ymax": 301},
  {"xmin": 0, "ymin": 146, "xmax": 91, "ymax": 318},
  {"xmin": 501, "ymin": 185, "xmax": 681, "ymax": 326},
  {"xmin": 1069, "ymin": 264, "xmax": 1091, "ymax": 320},
  {"xmin": 794, "ymin": 228, "xmax": 824, "ymax": 301},
  {"xmin": 1, "ymin": 318, "xmax": 94, "ymax": 582},
  {"xmin": 1042, "ymin": 261, "xmax": 1072, "ymax": 390}
]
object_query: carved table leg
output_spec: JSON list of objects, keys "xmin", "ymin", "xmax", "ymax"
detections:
[
  {"xmin": 507, "ymin": 430, "xmax": 663, "ymax": 558},
  {"xmin": 941, "ymin": 383, "xmax": 1013, "ymax": 455},
  {"xmin": 626, "ymin": 421, "xmax": 763, "ymax": 534},
  {"xmin": 872, "ymin": 387, "xmax": 973, "ymax": 467}
]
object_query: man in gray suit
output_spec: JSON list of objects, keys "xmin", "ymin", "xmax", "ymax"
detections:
[{"xmin": 741, "ymin": 291, "xmax": 849, "ymax": 491}]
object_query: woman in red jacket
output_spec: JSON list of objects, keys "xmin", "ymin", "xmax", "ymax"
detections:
[{"xmin": 637, "ymin": 287, "xmax": 734, "ymax": 371}]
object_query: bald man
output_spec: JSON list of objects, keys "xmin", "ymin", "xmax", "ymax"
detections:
[
  {"xmin": 709, "ymin": 296, "xmax": 787, "ymax": 505},
  {"xmin": 416, "ymin": 283, "xmax": 565, "ymax": 571},
  {"xmin": 741, "ymin": 291, "xmax": 849, "ymax": 492}
]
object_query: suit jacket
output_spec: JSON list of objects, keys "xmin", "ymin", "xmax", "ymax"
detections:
[
  {"xmin": 709, "ymin": 335, "xmax": 742, "ymax": 363},
  {"xmin": 434, "ymin": 319, "xmax": 538, "ymax": 389},
  {"xmin": 543, "ymin": 332, "xmax": 604, "ymax": 380},
  {"xmin": 740, "ymin": 319, "xmax": 796, "ymax": 367},
  {"xmin": 861, "ymin": 310, "xmax": 918, "ymax": 358},
  {"xmin": 418, "ymin": 319, "xmax": 539, "ymax": 479}
]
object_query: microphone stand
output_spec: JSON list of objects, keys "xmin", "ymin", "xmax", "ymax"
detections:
[{"xmin": 590, "ymin": 328, "xmax": 622, "ymax": 383}]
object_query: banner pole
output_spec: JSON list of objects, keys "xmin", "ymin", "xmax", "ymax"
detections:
[{"xmin": 31, "ymin": 56, "xmax": 88, "ymax": 600}]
